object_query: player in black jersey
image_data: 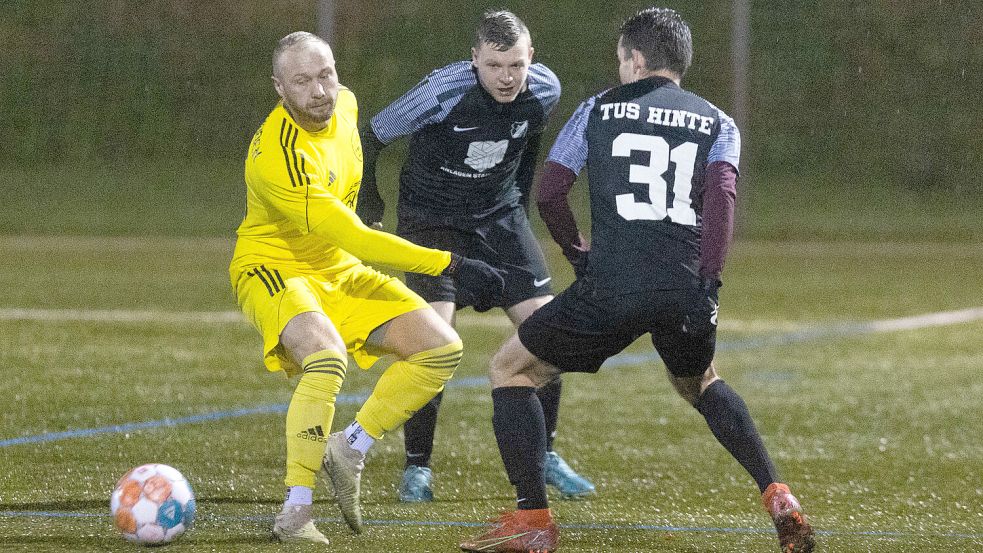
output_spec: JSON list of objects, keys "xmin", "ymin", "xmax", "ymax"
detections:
[
  {"xmin": 357, "ymin": 10, "xmax": 594, "ymax": 503},
  {"xmin": 462, "ymin": 8, "xmax": 815, "ymax": 553}
]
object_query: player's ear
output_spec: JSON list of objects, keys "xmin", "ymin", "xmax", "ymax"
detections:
[
  {"xmin": 527, "ymin": 45, "xmax": 535, "ymax": 62},
  {"xmin": 471, "ymin": 46, "xmax": 478, "ymax": 65},
  {"xmin": 272, "ymin": 75, "xmax": 284, "ymax": 97},
  {"xmin": 630, "ymin": 48, "xmax": 647, "ymax": 76}
]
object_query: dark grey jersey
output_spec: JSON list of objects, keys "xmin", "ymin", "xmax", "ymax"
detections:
[
  {"xmin": 548, "ymin": 76, "xmax": 740, "ymax": 291},
  {"xmin": 371, "ymin": 61, "xmax": 560, "ymax": 226}
]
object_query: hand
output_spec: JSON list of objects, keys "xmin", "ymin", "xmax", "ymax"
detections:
[
  {"xmin": 684, "ymin": 277, "xmax": 721, "ymax": 335},
  {"xmin": 356, "ymin": 187, "xmax": 385, "ymax": 226},
  {"xmin": 567, "ymin": 249, "xmax": 589, "ymax": 280},
  {"xmin": 442, "ymin": 253, "xmax": 506, "ymax": 301},
  {"xmin": 565, "ymin": 235, "xmax": 590, "ymax": 279}
]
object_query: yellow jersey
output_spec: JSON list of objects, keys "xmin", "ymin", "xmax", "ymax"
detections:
[{"xmin": 230, "ymin": 88, "xmax": 451, "ymax": 281}]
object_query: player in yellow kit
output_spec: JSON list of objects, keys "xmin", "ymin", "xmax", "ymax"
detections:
[{"xmin": 230, "ymin": 31, "xmax": 505, "ymax": 545}]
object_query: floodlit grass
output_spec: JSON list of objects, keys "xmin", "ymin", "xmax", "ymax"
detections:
[{"xmin": 1, "ymin": 236, "xmax": 981, "ymax": 552}]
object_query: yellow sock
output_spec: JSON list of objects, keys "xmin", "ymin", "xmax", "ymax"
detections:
[
  {"xmin": 284, "ymin": 349, "xmax": 347, "ymax": 488},
  {"xmin": 355, "ymin": 340, "xmax": 463, "ymax": 439}
]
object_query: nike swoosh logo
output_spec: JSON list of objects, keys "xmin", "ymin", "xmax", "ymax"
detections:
[
  {"xmin": 471, "ymin": 531, "xmax": 533, "ymax": 550},
  {"xmin": 533, "ymin": 277, "xmax": 551, "ymax": 287},
  {"xmin": 453, "ymin": 125, "xmax": 480, "ymax": 132}
]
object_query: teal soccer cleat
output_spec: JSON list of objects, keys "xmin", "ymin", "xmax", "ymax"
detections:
[
  {"xmin": 398, "ymin": 465, "xmax": 434, "ymax": 502},
  {"xmin": 544, "ymin": 451, "xmax": 595, "ymax": 499}
]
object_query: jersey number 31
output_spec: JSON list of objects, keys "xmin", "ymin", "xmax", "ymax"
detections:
[{"xmin": 612, "ymin": 133, "xmax": 698, "ymax": 225}]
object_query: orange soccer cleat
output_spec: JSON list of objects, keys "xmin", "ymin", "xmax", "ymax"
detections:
[
  {"xmin": 762, "ymin": 483, "xmax": 816, "ymax": 552},
  {"xmin": 460, "ymin": 508, "xmax": 559, "ymax": 552}
]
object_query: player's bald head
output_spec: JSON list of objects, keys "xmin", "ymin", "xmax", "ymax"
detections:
[{"xmin": 272, "ymin": 31, "xmax": 333, "ymax": 79}]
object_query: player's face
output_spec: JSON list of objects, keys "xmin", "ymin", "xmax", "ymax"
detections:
[
  {"xmin": 273, "ymin": 42, "xmax": 340, "ymax": 132},
  {"xmin": 472, "ymin": 36, "xmax": 534, "ymax": 104}
]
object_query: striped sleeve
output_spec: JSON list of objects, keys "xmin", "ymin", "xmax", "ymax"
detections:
[
  {"xmin": 369, "ymin": 61, "xmax": 477, "ymax": 144},
  {"xmin": 527, "ymin": 63, "xmax": 561, "ymax": 116},
  {"xmin": 706, "ymin": 102, "xmax": 741, "ymax": 170},
  {"xmin": 546, "ymin": 93, "xmax": 603, "ymax": 173},
  {"xmin": 251, "ymin": 117, "xmax": 332, "ymax": 234}
]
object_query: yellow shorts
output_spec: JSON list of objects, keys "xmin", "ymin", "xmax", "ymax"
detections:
[{"xmin": 233, "ymin": 264, "xmax": 429, "ymax": 376}]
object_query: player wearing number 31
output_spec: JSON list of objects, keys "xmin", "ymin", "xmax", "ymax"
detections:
[{"xmin": 461, "ymin": 7, "xmax": 815, "ymax": 553}]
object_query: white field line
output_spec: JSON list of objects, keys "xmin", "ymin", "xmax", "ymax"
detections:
[
  {"xmin": 863, "ymin": 307, "xmax": 983, "ymax": 332},
  {"xmin": 0, "ymin": 307, "xmax": 793, "ymax": 331},
  {"xmin": 0, "ymin": 307, "xmax": 516, "ymax": 328},
  {"xmin": 0, "ymin": 307, "xmax": 245, "ymax": 324},
  {"xmin": 1, "ymin": 307, "xmax": 982, "ymax": 333}
]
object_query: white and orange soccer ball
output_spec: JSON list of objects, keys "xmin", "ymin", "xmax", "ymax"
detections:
[{"xmin": 110, "ymin": 463, "xmax": 196, "ymax": 545}]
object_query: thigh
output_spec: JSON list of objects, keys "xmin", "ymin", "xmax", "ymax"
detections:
[
  {"xmin": 505, "ymin": 294, "xmax": 552, "ymax": 327},
  {"xmin": 333, "ymin": 266, "xmax": 442, "ymax": 368},
  {"xmin": 366, "ymin": 307, "xmax": 460, "ymax": 359},
  {"xmin": 517, "ymin": 279, "xmax": 642, "ymax": 374},
  {"xmin": 279, "ymin": 311, "xmax": 347, "ymax": 367},
  {"xmin": 648, "ymin": 289, "xmax": 716, "ymax": 378},
  {"xmin": 235, "ymin": 266, "xmax": 337, "ymax": 376}
]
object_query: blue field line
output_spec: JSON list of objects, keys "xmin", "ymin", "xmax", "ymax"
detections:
[
  {"xmin": 0, "ymin": 378, "xmax": 486, "ymax": 449},
  {"xmin": 4, "ymin": 307, "xmax": 980, "ymax": 449},
  {"xmin": 2, "ymin": 510, "xmax": 982, "ymax": 541}
]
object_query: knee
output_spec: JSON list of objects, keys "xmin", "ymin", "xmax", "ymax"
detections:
[
  {"xmin": 670, "ymin": 375, "xmax": 703, "ymax": 406},
  {"xmin": 669, "ymin": 363, "xmax": 719, "ymax": 406},
  {"xmin": 280, "ymin": 312, "xmax": 344, "ymax": 362},
  {"xmin": 489, "ymin": 335, "xmax": 556, "ymax": 389},
  {"xmin": 408, "ymin": 339, "xmax": 463, "ymax": 383},
  {"xmin": 295, "ymin": 368, "xmax": 345, "ymax": 402}
]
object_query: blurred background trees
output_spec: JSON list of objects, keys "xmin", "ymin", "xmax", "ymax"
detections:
[{"xmin": 2, "ymin": 1, "xmax": 979, "ymax": 193}]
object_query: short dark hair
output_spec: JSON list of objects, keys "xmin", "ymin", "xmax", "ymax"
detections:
[
  {"xmin": 619, "ymin": 7, "xmax": 693, "ymax": 77},
  {"xmin": 474, "ymin": 10, "xmax": 530, "ymax": 51}
]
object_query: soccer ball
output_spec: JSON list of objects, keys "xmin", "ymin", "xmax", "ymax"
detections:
[{"xmin": 110, "ymin": 463, "xmax": 196, "ymax": 545}]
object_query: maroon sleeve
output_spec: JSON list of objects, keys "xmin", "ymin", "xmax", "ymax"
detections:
[
  {"xmin": 699, "ymin": 161, "xmax": 738, "ymax": 281},
  {"xmin": 536, "ymin": 161, "xmax": 588, "ymax": 261}
]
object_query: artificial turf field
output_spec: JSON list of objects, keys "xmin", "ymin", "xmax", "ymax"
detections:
[{"xmin": 1, "ymin": 233, "xmax": 980, "ymax": 553}]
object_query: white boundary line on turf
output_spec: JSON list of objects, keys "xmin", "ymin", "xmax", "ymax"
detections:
[
  {"xmin": 4, "ymin": 306, "xmax": 983, "ymax": 331},
  {"xmin": 863, "ymin": 307, "xmax": 983, "ymax": 331},
  {"xmin": 0, "ymin": 307, "xmax": 245, "ymax": 324},
  {"xmin": 0, "ymin": 307, "xmax": 517, "ymax": 327},
  {"xmin": 0, "ymin": 307, "xmax": 808, "ymax": 331}
]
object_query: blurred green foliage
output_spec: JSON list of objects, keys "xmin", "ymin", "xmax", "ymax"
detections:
[{"xmin": 2, "ymin": 0, "xmax": 980, "ymax": 192}]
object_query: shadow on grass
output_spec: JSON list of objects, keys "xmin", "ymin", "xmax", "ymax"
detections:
[
  {"xmin": 0, "ymin": 499, "xmax": 108, "ymax": 512},
  {"xmin": 0, "ymin": 535, "xmax": 279, "ymax": 547}
]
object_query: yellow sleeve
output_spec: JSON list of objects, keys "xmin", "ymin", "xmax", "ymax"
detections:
[
  {"xmin": 308, "ymin": 200, "xmax": 452, "ymax": 276},
  {"xmin": 253, "ymin": 156, "xmax": 450, "ymax": 275}
]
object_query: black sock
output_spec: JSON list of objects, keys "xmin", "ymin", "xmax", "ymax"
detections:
[
  {"xmin": 696, "ymin": 380, "xmax": 779, "ymax": 493},
  {"xmin": 537, "ymin": 377, "xmax": 562, "ymax": 452},
  {"xmin": 492, "ymin": 386, "xmax": 548, "ymax": 510},
  {"xmin": 403, "ymin": 390, "xmax": 443, "ymax": 468}
]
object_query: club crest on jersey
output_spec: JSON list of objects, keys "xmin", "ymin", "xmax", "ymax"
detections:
[
  {"xmin": 510, "ymin": 120, "xmax": 529, "ymax": 138},
  {"xmin": 464, "ymin": 140, "xmax": 508, "ymax": 171}
]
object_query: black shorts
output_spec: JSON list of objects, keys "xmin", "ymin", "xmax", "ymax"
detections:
[
  {"xmin": 518, "ymin": 278, "xmax": 716, "ymax": 377},
  {"xmin": 398, "ymin": 206, "xmax": 553, "ymax": 311}
]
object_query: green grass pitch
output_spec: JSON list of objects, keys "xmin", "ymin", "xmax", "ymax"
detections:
[{"xmin": 1, "ymin": 235, "xmax": 981, "ymax": 552}]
